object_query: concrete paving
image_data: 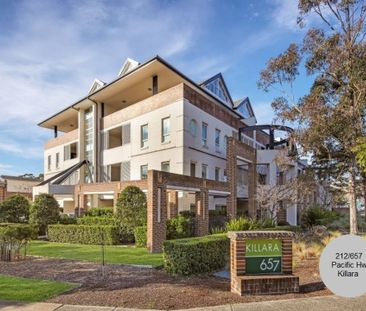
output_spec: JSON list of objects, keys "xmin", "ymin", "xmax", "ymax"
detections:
[{"xmin": 1, "ymin": 295, "xmax": 366, "ymax": 311}]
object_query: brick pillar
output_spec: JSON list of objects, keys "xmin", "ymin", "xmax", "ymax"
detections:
[
  {"xmin": 167, "ymin": 190, "xmax": 178, "ymax": 219},
  {"xmin": 227, "ymin": 137, "xmax": 237, "ymax": 219},
  {"xmin": 194, "ymin": 189, "xmax": 209, "ymax": 236},
  {"xmin": 282, "ymin": 238, "xmax": 293, "ymax": 274},
  {"xmin": 230, "ymin": 238, "xmax": 246, "ymax": 295},
  {"xmin": 147, "ymin": 170, "xmax": 167, "ymax": 253}
]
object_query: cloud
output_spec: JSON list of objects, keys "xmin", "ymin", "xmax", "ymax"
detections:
[{"xmin": 0, "ymin": 0, "xmax": 211, "ymax": 169}]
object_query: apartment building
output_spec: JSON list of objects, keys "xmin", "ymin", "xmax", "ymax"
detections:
[
  {"xmin": 1, "ymin": 174, "xmax": 42, "ymax": 202},
  {"xmin": 33, "ymin": 56, "xmax": 304, "ymax": 251}
]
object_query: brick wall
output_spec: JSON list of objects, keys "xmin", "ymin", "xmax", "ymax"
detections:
[{"xmin": 228, "ymin": 231, "xmax": 299, "ymax": 295}]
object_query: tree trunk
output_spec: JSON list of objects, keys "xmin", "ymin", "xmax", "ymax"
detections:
[{"xmin": 349, "ymin": 170, "xmax": 358, "ymax": 235}]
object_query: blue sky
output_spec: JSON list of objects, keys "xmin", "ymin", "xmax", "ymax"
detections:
[{"xmin": 0, "ymin": 0, "xmax": 319, "ymax": 176}]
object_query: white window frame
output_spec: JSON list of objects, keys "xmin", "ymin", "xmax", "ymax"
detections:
[
  {"xmin": 202, "ymin": 122, "xmax": 208, "ymax": 147},
  {"xmin": 161, "ymin": 117, "xmax": 170, "ymax": 143},
  {"xmin": 141, "ymin": 124, "xmax": 148, "ymax": 148}
]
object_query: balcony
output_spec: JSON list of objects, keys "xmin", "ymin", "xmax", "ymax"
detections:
[{"xmin": 45, "ymin": 129, "xmax": 78, "ymax": 150}]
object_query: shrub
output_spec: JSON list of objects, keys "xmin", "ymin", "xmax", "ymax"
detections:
[
  {"xmin": 166, "ymin": 214, "xmax": 193, "ymax": 240},
  {"xmin": 58, "ymin": 214, "xmax": 76, "ymax": 225},
  {"xmin": 134, "ymin": 226, "xmax": 147, "ymax": 247},
  {"xmin": 86, "ymin": 207, "xmax": 114, "ymax": 217},
  {"xmin": 115, "ymin": 186, "xmax": 147, "ymax": 235},
  {"xmin": 0, "ymin": 223, "xmax": 37, "ymax": 261},
  {"xmin": 0, "ymin": 194, "xmax": 30, "ymax": 223},
  {"xmin": 225, "ymin": 217, "xmax": 259, "ymax": 231},
  {"xmin": 163, "ymin": 234, "xmax": 229, "ymax": 275},
  {"xmin": 48, "ymin": 224, "xmax": 119, "ymax": 245},
  {"xmin": 208, "ymin": 210, "xmax": 227, "ymax": 216},
  {"xmin": 301, "ymin": 205, "xmax": 339, "ymax": 229},
  {"xmin": 30, "ymin": 193, "xmax": 60, "ymax": 235},
  {"xmin": 77, "ymin": 216, "xmax": 116, "ymax": 225}
]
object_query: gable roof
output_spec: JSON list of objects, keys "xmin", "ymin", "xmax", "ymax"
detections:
[
  {"xmin": 88, "ymin": 79, "xmax": 106, "ymax": 94},
  {"xmin": 118, "ymin": 58, "xmax": 140, "ymax": 77},
  {"xmin": 199, "ymin": 73, "xmax": 234, "ymax": 107}
]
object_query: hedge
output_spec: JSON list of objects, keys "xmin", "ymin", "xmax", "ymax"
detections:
[
  {"xmin": 134, "ymin": 226, "xmax": 147, "ymax": 247},
  {"xmin": 86, "ymin": 207, "xmax": 114, "ymax": 217},
  {"xmin": 76, "ymin": 216, "xmax": 116, "ymax": 226},
  {"xmin": 48, "ymin": 224, "xmax": 119, "ymax": 245},
  {"xmin": 163, "ymin": 234, "xmax": 229, "ymax": 275}
]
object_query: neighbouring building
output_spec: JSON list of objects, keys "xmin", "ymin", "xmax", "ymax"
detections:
[
  {"xmin": 33, "ymin": 56, "xmax": 308, "ymax": 252},
  {"xmin": 1, "ymin": 174, "xmax": 42, "ymax": 202}
]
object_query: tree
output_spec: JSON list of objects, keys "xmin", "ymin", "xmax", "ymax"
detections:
[
  {"xmin": 0, "ymin": 194, "xmax": 30, "ymax": 223},
  {"xmin": 115, "ymin": 186, "xmax": 147, "ymax": 234},
  {"xmin": 258, "ymin": 0, "xmax": 366, "ymax": 234},
  {"xmin": 30, "ymin": 193, "xmax": 60, "ymax": 235}
]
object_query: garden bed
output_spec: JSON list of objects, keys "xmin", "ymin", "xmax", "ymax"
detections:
[{"xmin": 0, "ymin": 256, "xmax": 330, "ymax": 309}]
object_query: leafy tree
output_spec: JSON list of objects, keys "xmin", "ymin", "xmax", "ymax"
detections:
[
  {"xmin": 258, "ymin": 0, "xmax": 366, "ymax": 234},
  {"xmin": 0, "ymin": 194, "xmax": 30, "ymax": 223},
  {"xmin": 30, "ymin": 193, "xmax": 60, "ymax": 235},
  {"xmin": 115, "ymin": 186, "xmax": 147, "ymax": 234}
]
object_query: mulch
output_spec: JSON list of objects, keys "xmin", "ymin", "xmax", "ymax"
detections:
[{"xmin": 0, "ymin": 257, "xmax": 331, "ymax": 310}]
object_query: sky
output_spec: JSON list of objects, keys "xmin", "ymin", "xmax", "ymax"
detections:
[{"xmin": 0, "ymin": 0, "xmax": 321, "ymax": 176}]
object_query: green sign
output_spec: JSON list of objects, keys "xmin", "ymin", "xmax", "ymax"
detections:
[{"xmin": 245, "ymin": 239, "xmax": 282, "ymax": 274}]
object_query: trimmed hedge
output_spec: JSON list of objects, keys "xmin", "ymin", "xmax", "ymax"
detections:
[
  {"xmin": 86, "ymin": 207, "xmax": 114, "ymax": 217},
  {"xmin": 134, "ymin": 226, "xmax": 147, "ymax": 247},
  {"xmin": 48, "ymin": 224, "xmax": 119, "ymax": 245},
  {"xmin": 76, "ymin": 216, "xmax": 116, "ymax": 226},
  {"xmin": 163, "ymin": 234, "xmax": 229, "ymax": 275}
]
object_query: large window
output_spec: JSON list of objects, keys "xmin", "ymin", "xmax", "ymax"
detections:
[
  {"xmin": 64, "ymin": 142, "xmax": 78, "ymax": 160},
  {"xmin": 202, "ymin": 164, "xmax": 208, "ymax": 179},
  {"xmin": 202, "ymin": 123, "xmax": 208, "ymax": 147},
  {"xmin": 215, "ymin": 129, "xmax": 221, "ymax": 150},
  {"xmin": 189, "ymin": 119, "xmax": 197, "ymax": 137},
  {"xmin": 162, "ymin": 117, "xmax": 170, "ymax": 143},
  {"xmin": 141, "ymin": 124, "xmax": 148, "ymax": 148},
  {"xmin": 47, "ymin": 155, "xmax": 51, "ymax": 171},
  {"xmin": 141, "ymin": 164, "xmax": 148, "ymax": 179},
  {"xmin": 105, "ymin": 124, "xmax": 131, "ymax": 149},
  {"xmin": 161, "ymin": 161, "xmax": 170, "ymax": 172}
]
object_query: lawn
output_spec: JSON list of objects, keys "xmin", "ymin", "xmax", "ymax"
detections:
[
  {"xmin": 0, "ymin": 275, "xmax": 76, "ymax": 302},
  {"xmin": 26, "ymin": 240, "xmax": 163, "ymax": 267}
]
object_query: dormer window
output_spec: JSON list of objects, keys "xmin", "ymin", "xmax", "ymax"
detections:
[{"xmin": 205, "ymin": 79, "xmax": 230, "ymax": 103}]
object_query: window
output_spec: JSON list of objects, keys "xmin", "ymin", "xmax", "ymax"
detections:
[
  {"xmin": 121, "ymin": 161, "xmax": 131, "ymax": 181},
  {"xmin": 223, "ymin": 135, "xmax": 228, "ymax": 150},
  {"xmin": 56, "ymin": 153, "xmax": 60, "ymax": 169},
  {"xmin": 64, "ymin": 142, "xmax": 78, "ymax": 160},
  {"xmin": 215, "ymin": 167, "xmax": 220, "ymax": 181},
  {"xmin": 162, "ymin": 117, "xmax": 170, "ymax": 143},
  {"xmin": 190, "ymin": 162, "xmax": 196, "ymax": 177},
  {"xmin": 161, "ymin": 161, "xmax": 170, "ymax": 172},
  {"xmin": 237, "ymin": 167, "xmax": 248, "ymax": 185},
  {"xmin": 202, "ymin": 164, "xmax": 208, "ymax": 179},
  {"xmin": 110, "ymin": 163, "xmax": 121, "ymax": 182},
  {"xmin": 258, "ymin": 174, "xmax": 267, "ymax": 185},
  {"xmin": 141, "ymin": 164, "xmax": 148, "ymax": 179},
  {"xmin": 202, "ymin": 123, "xmax": 208, "ymax": 147},
  {"xmin": 141, "ymin": 124, "xmax": 148, "ymax": 148},
  {"xmin": 215, "ymin": 129, "xmax": 221, "ymax": 149},
  {"xmin": 47, "ymin": 155, "xmax": 51, "ymax": 171},
  {"xmin": 189, "ymin": 119, "xmax": 197, "ymax": 136}
]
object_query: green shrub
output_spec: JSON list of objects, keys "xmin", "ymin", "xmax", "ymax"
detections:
[
  {"xmin": 210, "ymin": 226, "xmax": 226, "ymax": 234},
  {"xmin": 258, "ymin": 218, "xmax": 276, "ymax": 228},
  {"xmin": 30, "ymin": 193, "xmax": 60, "ymax": 235},
  {"xmin": 77, "ymin": 216, "xmax": 115, "ymax": 225},
  {"xmin": 0, "ymin": 223, "xmax": 37, "ymax": 261},
  {"xmin": 163, "ymin": 234, "xmax": 229, "ymax": 275},
  {"xmin": 58, "ymin": 214, "xmax": 76, "ymax": 225},
  {"xmin": 225, "ymin": 217, "xmax": 259, "ymax": 231},
  {"xmin": 86, "ymin": 207, "xmax": 114, "ymax": 217},
  {"xmin": 48, "ymin": 224, "xmax": 120, "ymax": 245},
  {"xmin": 115, "ymin": 186, "xmax": 147, "ymax": 236},
  {"xmin": 166, "ymin": 214, "xmax": 193, "ymax": 240},
  {"xmin": 134, "ymin": 226, "xmax": 147, "ymax": 247},
  {"xmin": 0, "ymin": 194, "xmax": 31, "ymax": 223},
  {"xmin": 179, "ymin": 211, "xmax": 196, "ymax": 218},
  {"xmin": 208, "ymin": 210, "xmax": 227, "ymax": 216},
  {"xmin": 301, "ymin": 205, "xmax": 339, "ymax": 229}
]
